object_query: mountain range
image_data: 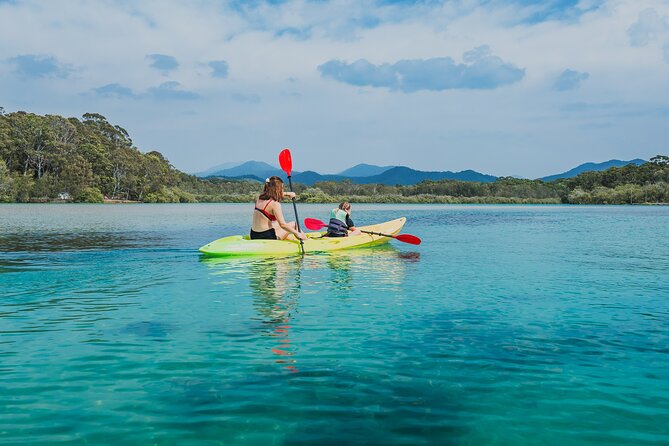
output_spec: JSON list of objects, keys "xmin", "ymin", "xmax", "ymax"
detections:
[
  {"xmin": 539, "ymin": 159, "xmax": 646, "ymax": 182},
  {"xmin": 195, "ymin": 159, "xmax": 647, "ymax": 186},
  {"xmin": 338, "ymin": 163, "xmax": 394, "ymax": 177}
]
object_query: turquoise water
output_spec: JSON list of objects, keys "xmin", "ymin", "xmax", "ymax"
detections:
[{"xmin": 1, "ymin": 204, "xmax": 669, "ymax": 445}]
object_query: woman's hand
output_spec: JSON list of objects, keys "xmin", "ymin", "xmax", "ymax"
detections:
[
  {"xmin": 284, "ymin": 191, "xmax": 296, "ymax": 199},
  {"xmin": 296, "ymin": 231, "xmax": 307, "ymax": 240}
]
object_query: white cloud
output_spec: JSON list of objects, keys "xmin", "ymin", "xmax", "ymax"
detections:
[
  {"xmin": 208, "ymin": 60, "xmax": 230, "ymax": 78},
  {"xmin": 555, "ymin": 69, "xmax": 590, "ymax": 91},
  {"xmin": 627, "ymin": 8, "xmax": 668, "ymax": 47},
  {"xmin": 8, "ymin": 53, "xmax": 73, "ymax": 78},
  {"xmin": 146, "ymin": 81, "xmax": 200, "ymax": 100},
  {"xmin": 318, "ymin": 47, "xmax": 525, "ymax": 92},
  {"xmin": 93, "ymin": 83, "xmax": 137, "ymax": 98},
  {"xmin": 146, "ymin": 54, "xmax": 179, "ymax": 73},
  {"xmin": 0, "ymin": 0, "xmax": 668, "ymax": 177}
]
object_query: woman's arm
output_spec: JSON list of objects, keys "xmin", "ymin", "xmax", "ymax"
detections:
[
  {"xmin": 272, "ymin": 202, "xmax": 306, "ymax": 239},
  {"xmin": 346, "ymin": 214, "xmax": 356, "ymax": 230}
]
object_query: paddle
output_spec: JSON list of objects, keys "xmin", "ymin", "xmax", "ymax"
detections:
[
  {"xmin": 278, "ymin": 148, "xmax": 304, "ymax": 254},
  {"xmin": 304, "ymin": 218, "xmax": 422, "ymax": 245}
]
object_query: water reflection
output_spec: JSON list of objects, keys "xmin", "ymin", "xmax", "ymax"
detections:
[
  {"xmin": 0, "ymin": 259, "xmax": 41, "ymax": 273},
  {"xmin": 122, "ymin": 321, "xmax": 176, "ymax": 340},
  {"xmin": 202, "ymin": 246, "xmax": 420, "ymax": 372},
  {"xmin": 326, "ymin": 254, "xmax": 353, "ymax": 295},
  {"xmin": 0, "ymin": 232, "xmax": 155, "ymax": 252},
  {"xmin": 319, "ymin": 245, "xmax": 419, "ymax": 294},
  {"xmin": 248, "ymin": 257, "xmax": 302, "ymax": 373}
]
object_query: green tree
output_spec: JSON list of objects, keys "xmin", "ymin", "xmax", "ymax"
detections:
[
  {"xmin": 650, "ymin": 155, "xmax": 669, "ymax": 166},
  {"xmin": 76, "ymin": 187, "xmax": 104, "ymax": 203},
  {"xmin": 59, "ymin": 155, "xmax": 95, "ymax": 197},
  {"xmin": 0, "ymin": 160, "xmax": 13, "ymax": 201}
]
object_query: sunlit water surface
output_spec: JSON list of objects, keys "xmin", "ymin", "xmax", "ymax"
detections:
[{"xmin": 1, "ymin": 204, "xmax": 669, "ymax": 445}]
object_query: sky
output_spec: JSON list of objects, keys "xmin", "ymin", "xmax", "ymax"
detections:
[{"xmin": 1, "ymin": 0, "xmax": 668, "ymax": 178}]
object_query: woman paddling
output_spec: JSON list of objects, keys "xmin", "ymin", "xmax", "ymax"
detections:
[{"xmin": 251, "ymin": 176, "xmax": 307, "ymax": 241}]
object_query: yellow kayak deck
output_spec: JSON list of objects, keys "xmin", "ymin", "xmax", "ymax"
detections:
[{"xmin": 199, "ymin": 217, "xmax": 406, "ymax": 257}]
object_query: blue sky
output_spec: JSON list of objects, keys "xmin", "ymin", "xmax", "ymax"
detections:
[{"xmin": 1, "ymin": 0, "xmax": 668, "ymax": 177}]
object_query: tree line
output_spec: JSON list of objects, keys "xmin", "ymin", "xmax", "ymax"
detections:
[
  {"xmin": 288, "ymin": 157, "xmax": 669, "ymax": 204},
  {"xmin": 0, "ymin": 109, "xmax": 259, "ymax": 203},
  {"xmin": 1, "ymin": 109, "xmax": 667, "ymax": 204}
]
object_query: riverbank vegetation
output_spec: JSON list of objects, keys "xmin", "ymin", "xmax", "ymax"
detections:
[{"xmin": 1, "ymin": 109, "xmax": 667, "ymax": 204}]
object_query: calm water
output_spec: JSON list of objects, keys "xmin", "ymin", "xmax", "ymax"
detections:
[{"xmin": 1, "ymin": 204, "xmax": 669, "ymax": 445}]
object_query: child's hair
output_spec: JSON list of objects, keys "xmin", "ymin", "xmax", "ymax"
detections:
[
  {"xmin": 259, "ymin": 176, "xmax": 284, "ymax": 202},
  {"xmin": 338, "ymin": 202, "xmax": 351, "ymax": 211}
]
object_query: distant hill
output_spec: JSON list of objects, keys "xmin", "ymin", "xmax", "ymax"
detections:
[
  {"xmin": 540, "ymin": 159, "xmax": 646, "ymax": 182},
  {"xmin": 194, "ymin": 161, "xmax": 243, "ymax": 177},
  {"xmin": 337, "ymin": 163, "xmax": 394, "ymax": 177},
  {"xmin": 204, "ymin": 161, "xmax": 296, "ymax": 180},
  {"xmin": 292, "ymin": 171, "xmax": 348, "ymax": 185},
  {"xmin": 201, "ymin": 159, "xmax": 650, "ymax": 186},
  {"xmin": 289, "ymin": 167, "xmax": 496, "ymax": 185},
  {"xmin": 356, "ymin": 166, "xmax": 497, "ymax": 185},
  {"xmin": 199, "ymin": 161, "xmax": 498, "ymax": 185}
]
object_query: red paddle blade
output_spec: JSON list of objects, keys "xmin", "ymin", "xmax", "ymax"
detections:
[
  {"xmin": 304, "ymin": 218, "xmax": 326, "ymax": 230},
  {"xmin": 279, "ymin": 148, "xmax": 292, "ymax": 176},
  {"xmin": 395, "ymin": 234, "xmax": 422, "ymax": 245}
]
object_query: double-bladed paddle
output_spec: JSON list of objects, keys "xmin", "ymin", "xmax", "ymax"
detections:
[
  {"xmin": 304, "ymin": 218, "xmax": 422, "ymax": 245},
  {"xmin": 278, "ymin": 148, "xmax": 304, "ymax": 254}
]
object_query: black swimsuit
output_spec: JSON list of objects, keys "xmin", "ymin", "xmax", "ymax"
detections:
[{"xmin": 250, "ymin": 228, "xmax": 278, "ymax": 240}]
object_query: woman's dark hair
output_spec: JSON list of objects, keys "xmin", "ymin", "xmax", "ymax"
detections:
[
  {"xmin": 338, "ymin": 202, "xmax": 351, "ymax": 211},
  {"xmin": 259, "ymin": 176, "xmax": 284, "ymax": 202}
]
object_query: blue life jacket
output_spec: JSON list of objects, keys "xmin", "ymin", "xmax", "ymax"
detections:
[{"xmin": 326, "ymin": 208, "xmax": 349, "ymax": 237}]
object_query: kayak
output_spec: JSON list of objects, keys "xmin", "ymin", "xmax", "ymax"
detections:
[{"xmin": 199, "ymin": 217, "xmax": 406, "ymax": 257}]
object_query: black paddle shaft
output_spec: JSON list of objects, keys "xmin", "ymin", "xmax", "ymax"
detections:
[
  {"xmin": 287, "ymin": 176, "xmax": 302, "ymax": 233},
  {"xmin": 361, "ymin": 230, "xmax": 393, "ymax": 238},
  {"xmin": 287, "ymin": 175, "xmax": 304, "ymax": 254}
]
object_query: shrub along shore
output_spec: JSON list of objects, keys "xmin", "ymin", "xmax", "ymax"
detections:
[{"xmin": 1, "ymin": 109, "xmax": 668, "ymax": 205}]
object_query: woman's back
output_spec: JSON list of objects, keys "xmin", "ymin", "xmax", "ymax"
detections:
[{"xmin": 252, "ymin": 198, "xmax": 276, "ymax": 231}]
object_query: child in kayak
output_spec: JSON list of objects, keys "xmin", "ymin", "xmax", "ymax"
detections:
[
  {"xmin": 325, "ymin": 202, "xmax": 362, "ymax": 237},
  {"xmin": 251, "ymin": 176, "xmax": 307, "ymax": 241}
]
